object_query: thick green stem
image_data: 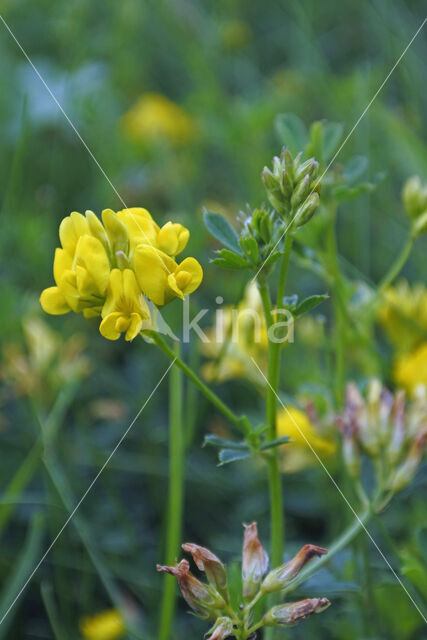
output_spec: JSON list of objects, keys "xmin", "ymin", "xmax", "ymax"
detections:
[
  {"xmin": 150, "ymin": 333, "xmax": 249, "ymax": 435},
  {"xmin": 282, "ymin": 505, "xmax": 372, "ymax": 595},
  {"xmin": 158, "ymin": 343, "xmax": 184, "ymax": 640}
]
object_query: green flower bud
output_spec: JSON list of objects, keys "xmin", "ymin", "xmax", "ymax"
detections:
[
  {"xmin": 261, "ymin": 545, "xmax": 327, "ymax": 594},
  {"xmin": 293, "ymin": 192, "xmax": 320, "ymax": 227},
  {"xmin": 388, "ymin": 430, "xmax": 426, "ymax": 494},
  {"xmin": 402, "ymin": 176, "xmax": 427, "ymax": 219},
  {"xmin": 263, "ymin": 597, "xmax": 331, "ymax": 627}
]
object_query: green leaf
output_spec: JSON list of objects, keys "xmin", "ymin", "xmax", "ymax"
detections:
[
  {"xmin": 294, "ymin": 294, "xmax": 329, "ymax": 317},
  {"xmin": 307, "ymin": 121, "xmax": 324, "ymax": 166},
  {"xmin": 342, "ymin": 156, "xmax": 368, "ymax": 183},
  {"xmin": 216, "ymin": 248, "xmax": 249, "ymax": 268},
  {"xmin": 203, "ymin": 209, "xmax": 241, "ymax": 253},
  {"xmin": 259, "ymin": 436, "xmax": 290, "ymax": 451},
  {"xmin": 218, "ymin": 449, "xmax": 252, "ymax": 465},
  {"xmin": 240, "ymin": 236, "xmax": 259, "ymax": 263},
  {"xmin": 203, "ymin": 435, "xmax": 250, "ymax": 450},
  {"xmin": 275, "ymin": 113, "xmax": 308, "ymax": 156},
  {"xmin": 323, "ymin": 122, "xmax": 344, "ymax": 162},
  {"xmin": 332, "ymin": 182, "xmax": 374, "ymax": 201}
]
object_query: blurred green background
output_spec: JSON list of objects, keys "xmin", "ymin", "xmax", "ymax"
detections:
[{"xmin": 0, "ymin": 1, "xmax": 426, "ymax": 639}]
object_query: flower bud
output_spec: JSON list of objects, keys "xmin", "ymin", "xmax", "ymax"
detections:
[
  {"xmin": 291, "ymin": 174, "xmax": 310, "ymax": 209},
  {"xmin": 206, "ymin": 617, "xmax": 235, "ymax": 640},
  {"xmin": 342, "ymin": 434, "xmax": 361, "ymax": 479},
  {"xmin": 242, "ymin": 522, "xmax": 269, "ymax": 600},
  {"xmin": 263, "ymin": 597, "xmax": 330, "ymax": 626},
  {"xmin": 102, "ymin": 209, "xmax": 130, "ymax": 255},
  {"xmin": 85, "ymin": 210, "xmax": 110, "ymax": 251},
  {"xmin": 293, "ymin": 192, "xmax": 320, "ymax": 227},
  {"xmin": 157, "ymin": 559, "xmax": 225, "ymax": 619},
  {"xmin": 182, "ymin": 543, "xmax": 229, "ymax": 602},
  {"xmin": 412, "ymin": 210, "xmax": 427, "ymax": 237},
  {"xmin": 388, "ymin": 429, "xmax": 427, "ymax": 494},
  {"xmin": 261, "ymin": 544, "xmax": 327, "ymax": 594},
  {"xmin": 402, "ymin": 176, "xmax": 427, "ymax": 219}
]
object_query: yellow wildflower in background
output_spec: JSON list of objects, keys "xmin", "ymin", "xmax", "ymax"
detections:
[
  {"xmin": 80, "ymin": 609, "xmax": 125, "ymax": 640},
  {"xmin": 40, "ymin": 208, "xmax": 202, "ymax": 341},
  {"xmin": 378, "ymin": 280, "xmax": 427, "ymax": 353},
  {"xmin": 121, "ymin": 93, "xmax": 194, "ymax": 145},
  {"xmin": 394, "ymin": 342, "xmax": 427, "ymax": 395},
  {"xmin": 201, "ymin": 282, "xmax": 269, "ymax": 384},
  {"xmin": 277, "ymin": 406, "xmax": 336, "ymax": 473}
]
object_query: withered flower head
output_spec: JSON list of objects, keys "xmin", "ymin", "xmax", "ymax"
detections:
[
  {"xmin": 242, "ymin": 522, "xmax": 269, "ymax": 600},
  {"xmin": 263, "ymin": 597, "xmax": 331, "ymax": 627},
  {"xmin": 182, "ymin": 543, "xmax": 229, "ymax": 602},
  {"xmin": 261, "ymin": 544, "xmax": 327, "ymax": 594},
  {"xmin": 205, "ymin": 616, "xmax": 235, "ymax": 640},
  {"xmin": 156, "ymin": 559, "xmax": 224, "ymax": 619}
]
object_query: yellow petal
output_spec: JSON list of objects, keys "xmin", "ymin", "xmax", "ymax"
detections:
[
  {"xmin": 133, "ymin": 245, "xmax": 176, "ymax": 306},
  {"xmin": 175, "ymin": 257, "xmax": 203, "ymax": 294},
  {"xmin": 53, "ymin": 248, "xmax": 72, "ymax": 285},
  {"xmin": 126, "ymin": 312, "xmax": 144, "ymax": 341},
  {"xmin": 157, "ymin": 222, "xmax": 189, "ymax": 256},
  {"xmin": 59, "ymin": 212, "xmax": 89, "ymax": 255},
  {"xmin": 117, "ymin": 208, "xmax": 159, "ymax": 250},
  {"xmin": 85, "ymin": 210, "xmax": 109, "ymax": 249},
  {"xmin": 74, "ymin": 235, "xmax": 111, "ymax": 295},
  {"xmin": 101, "ymin": 209, "xmax": 129, "ymax": 254},
  {"xmin": 99, "ymin": 312, "xmax": 122, "ymax": 340},
  {"xmin": 40, "ymin": 287, "xmax": 70, "ymax": 315}
]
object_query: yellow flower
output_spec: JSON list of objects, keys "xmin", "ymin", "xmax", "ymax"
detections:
[
  {"xmin": 201, "ymin": 282, "xmax": 269, "ymax": 384},
  {"xmin": 133, "ymin": 246, "xmax": 203, "ymax": 306},
  {"xmin": 80, "ymin": 609, "xmax": 125, "ymax": 640},
  {"xmin": 100, "ymin": 269, "xmax": 152, "ymax": 341},
  {"xmin": 41, "ymin": 207, "xmax": 202, "ymax": 341},
  {"xmin": 378, "ymin": 280, "xmax": 427, "ymax": 353},
  {"xmin": 277, "ymin": 406, "xmax": 336, "ymax": 473},
  {"xmin": 394, "ymin": 342, "xmax": 427, "ymax": 394},
  {"xmin": 120, "ymin": 93, "xmax": 194, "ymax": 145}
]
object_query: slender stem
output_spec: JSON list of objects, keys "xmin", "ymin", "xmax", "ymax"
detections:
[
  {"xmin": 258, "ymin": 283, "xmax": 284, "ymax": 570},
  {"xmin": 326, "ymin": 205, "xmax": 345, "ymax": 407},
  {"xmin": 276, "ymin": 232, "xmax": 294, "ymax": 310},
  {"xmin": 374, "ymin": 234, "xmax": 414, "ymax": 302},
  {"xmin": 158, "ymin": 343, "xmax": 184, "ymax": 640},
  {"xmin": 282, "ymin": 505, "xmax": 373, "ymax": 595},
  {"xmin": 150, "ymin": 332, "xmax": 249, "ymax": 435}
]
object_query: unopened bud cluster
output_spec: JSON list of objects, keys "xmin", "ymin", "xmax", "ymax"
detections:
[
  {"xmin": 239, "ymin": 207, "xmax": 284, "ymax": 270},
  {"xmin": 337, "ymin": 380, "xmax": 427, "ymax": 503},
  {"xmin": 262, "ymin": 148, "xmax": 321, "ymax": 227},
  {"xmin": 157, "ymin": 523, "xmax": 330, "ymax": 639},
  {"xmin": 402, "ymin": 175, "xmax": 427, "ymax": 237}
]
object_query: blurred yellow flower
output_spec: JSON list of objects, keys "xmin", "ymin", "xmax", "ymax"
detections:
[
  {"xmin": 201, "ymin": 282, "xmax": 268, "ymax": 384},
  {"xmin": 277, "ymin": 406, "xmax": 336, "ymax": 473},
  {"xmin": 40, "ymin": 208, "xmax": 202, "ymax": 341},
  {"xmin": 121, "ymin": 93, "xmax": 194, "ymax": 145},
  {"xmin": 378, "ymin": 280, "xmax": 427, "ymax": 353},
  {"xmin": 80, "ymin": 609, "xmax": 125, "ymax": 640},
  {"xmin": 394, "ymin": 342, "xmax": 427, "ymax": 394},
  {"xmin": 1, "ymin": 315, "xmax": 89, "ymax": 397}
]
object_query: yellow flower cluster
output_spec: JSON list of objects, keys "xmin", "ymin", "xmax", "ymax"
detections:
[
  {"xmin": 394, "ymin": 342, "xmax": 427, "ymax": 394},
  {"xmin": 201, "ymin": 282, "xmax": 269, "ymax": 384},
  {"xmin": 40, "ymin": 208, "xmax": 203, "ymax": 341},
  {"xmin": 80, "ymin": 608, "xmax": 125, "ymax": 640},
  {"xmin": 276, "ymin": 406, "xmax": 336, "ymax": 473},
  {"xmin": 378, "ymin": 280, "xmax": 427, "ymax": 353},
  {"xmin": 121, "ymin": 93, "xmax": 194, "ymax": 145}
]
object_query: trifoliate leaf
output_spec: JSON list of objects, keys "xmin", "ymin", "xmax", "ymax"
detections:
[
  {"xmin": 259, "ymin": 436, "xmax": 290, "ymax": 451},
  {"xmin": 294, "ymin": 294, "xmax": 329, "ymax": 317},
  {"xmin": 203, "ymin": 435, "xmax": 250, "ymax": 450},
  {"xmin": 275, "ymin": 113, "xmax": 308, "ymax": 157},
  {"xmin": 218, "ymin": 449, "xmax": 252, "ymax": 466},
  {"xmin": 203, "ymin": 209, "xmax": 241, "ymax": 253}
]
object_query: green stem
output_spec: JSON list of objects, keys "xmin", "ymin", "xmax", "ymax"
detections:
[
  {"xmin": 258, "ymin": 283, "xmax": 284, "ymax": 571},
  {"xmin": 150, "ymin": 333, "xmax": 249, "ymax": 435},
  {"xmin": 282, "ymin": 505, "xmax": 373, "ymax": 595},
  {"xmin": 276, "ymin": 232, "xmax": 294, "ymax": 310},
  {"xmin": 158, "ymin": 343, "xmax": 184, "ymax": 640},
  {"xmin": 326, "ymin": 205, "xmax": 345, "ymax": 407},
  {"xmin": 374, "ymin": 234, "xmax": 414, "ymax": 301}
]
